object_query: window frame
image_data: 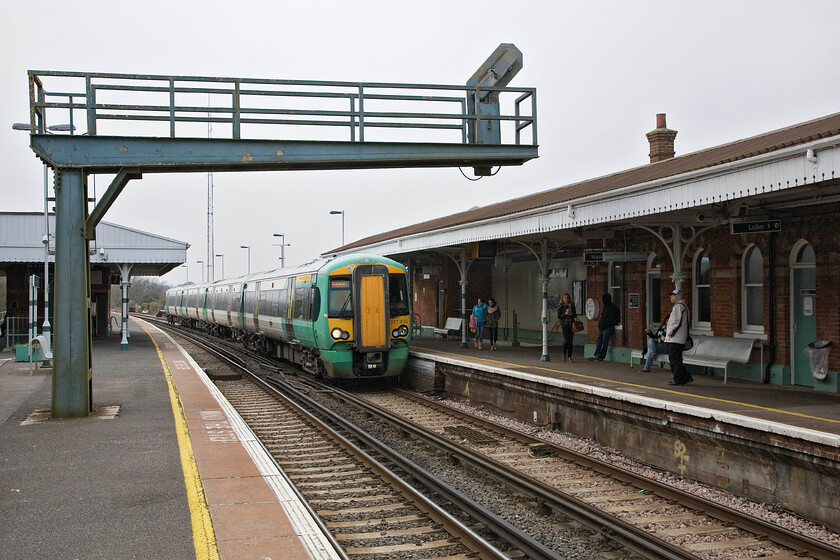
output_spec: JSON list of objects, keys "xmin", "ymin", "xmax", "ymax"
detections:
[
  {"xmin": 741, "ymin": 244, "xmax": 765, "ymax": 334},
  {"xmin": 692, "ymin": 248, "xmax": 712, "ymax": 332}
]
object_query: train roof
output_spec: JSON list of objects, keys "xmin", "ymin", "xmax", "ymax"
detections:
[{"xmin": 165, "ymin": 253, "xmax": 404, "ymax": 294}]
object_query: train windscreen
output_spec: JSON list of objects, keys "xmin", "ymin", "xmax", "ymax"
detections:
[{"xmin": 328, "ymin": 278, "xmax": 353, "ymax": 318}]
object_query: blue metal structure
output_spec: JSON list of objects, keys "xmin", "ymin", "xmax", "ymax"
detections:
[{"xmin": 22, "ymin": 45, "xmax": 538, "ymax": 417}]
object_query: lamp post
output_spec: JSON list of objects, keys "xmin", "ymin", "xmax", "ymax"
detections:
[
  {"xmin": 241, "ymin": 245, "xmax": 250, "ymax": 274},
  {"xmin": 196, "ymin": 260, "xmax": 204, "ymax": 283},
  {"xmin": 329, "ymin": 210, "xmax": 345, "ymax": 246},
  {"xmin": 272, "ymin": 234, "xmax": 290, "ymax": 268},
  {"xmin": 181, "ymin": 264, "xmax": 189, "ymax": 284},
  {"xmin": 215, "ymin": 254, "xmax": 224, "ymax": 279}
]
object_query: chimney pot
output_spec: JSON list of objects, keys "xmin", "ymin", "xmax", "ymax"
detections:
[{"xmin": 656, "ymin": 113, "xmax": 667, "ymax": 129}]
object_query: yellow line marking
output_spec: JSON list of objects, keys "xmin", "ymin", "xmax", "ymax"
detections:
[
  {"xmin": 419, "ymin": 346, "xmax": 840, "ymax": 426},
  {"xmin": 140, "ymin": 323, "xmax": 220, "ymax": 560}
]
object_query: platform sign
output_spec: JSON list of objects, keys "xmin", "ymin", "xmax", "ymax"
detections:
[
  {"xmin": 583, "ymin": 252, "xmax": 603, "ymax": 265},
  {"xmin": 730, "ymin": 220, "xmax": 781, "ymax": 234}
]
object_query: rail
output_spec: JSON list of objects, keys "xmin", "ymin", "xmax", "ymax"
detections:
[{"xmin": 25, "ymin": 70, "xmax": 537, "ymax": 146}]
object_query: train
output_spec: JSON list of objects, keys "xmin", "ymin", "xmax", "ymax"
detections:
[{"xmin": 164, "ymin": 253, "xmax": 411, "ymax": 380}]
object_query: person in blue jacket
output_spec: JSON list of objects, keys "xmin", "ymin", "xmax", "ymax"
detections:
[{"xmin": 472, "ymin": 298, "xmax": 487, "ymax": 350}]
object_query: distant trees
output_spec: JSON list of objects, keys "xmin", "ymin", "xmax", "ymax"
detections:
[{"xmin": 110, "ymin": 277, "xmax": 173, "ymax": 314}]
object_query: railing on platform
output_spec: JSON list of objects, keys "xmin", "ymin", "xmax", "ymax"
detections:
[
  {"xmin": 25, "ymin": 71, "xmax": 536, "ymax": 146},
  {"xmin": 3, "ymin": 316, "xmax": 30, "ymax": 351}
]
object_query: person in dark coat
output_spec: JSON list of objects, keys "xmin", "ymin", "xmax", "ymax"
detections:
[
  {"xmin": 557, "ymin": 292, "xmax": 577, "ymax": 362},
  {"xmin": 589, "ymin": 293, "xmax": 620, "ymax": 361}
]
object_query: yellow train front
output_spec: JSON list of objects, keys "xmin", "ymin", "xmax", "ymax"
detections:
[{"xmin": 164, "ymin": 253, "xmax": 411, "ymax": 380}]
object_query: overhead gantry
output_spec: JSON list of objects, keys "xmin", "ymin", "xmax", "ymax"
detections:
[{"xmin": 22, "ymin": 45, "xmax": 538, "ymax": 417}]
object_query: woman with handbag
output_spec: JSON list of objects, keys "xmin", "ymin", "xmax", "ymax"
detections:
[
  {"xmin": 485, "ymin": 298, "xmax": 502, "ymax": 350},
  {"xmin": 558, "ymin": 293, "xmax": 578, "ymax": 362}
]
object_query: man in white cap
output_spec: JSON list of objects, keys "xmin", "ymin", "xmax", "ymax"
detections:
[{"xmin": 664, "ymin": 287, "xmax": 692, "ymax": 385}]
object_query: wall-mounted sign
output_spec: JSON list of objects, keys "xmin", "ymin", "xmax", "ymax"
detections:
[
  {"xmin": 800, "ymin": 289, "xmax": 817, "ymax": 296},
  {"xmin": 583, "ymin": 252, "xmax": 604, "ymax": 265},
  {"xmin": 628, "ymin": 293, "xmax": 640, "ymax": 308},
  {"xmin": 730, "ymin": 220, "xmax": 781, "ymax": 234}
]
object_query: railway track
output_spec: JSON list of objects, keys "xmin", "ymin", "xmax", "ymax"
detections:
[{"xmin": 144, "ymin": 317, "xmax": 840, "ymax": 559}]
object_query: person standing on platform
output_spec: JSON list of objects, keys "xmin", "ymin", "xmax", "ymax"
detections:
[
  {"xmin": 485, "ymin": 298, "xmax": 501, "ymax": 350},
  {"xmin": 665, "ymin": 288, "xmax": 693, "ymax": 385},
  {"xmin": 558, "ymin": 292, "xmax": 577, "ymax": 362},
  {"xmin": 472, "ymin": 297, "xmax": 487, "ymax": 350},
  {"xmin": 589, "ymin": 293, "xmax": 620, "ymax": 361}
]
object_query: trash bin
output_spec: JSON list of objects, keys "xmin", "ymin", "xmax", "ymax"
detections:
[{"xmin": 804, "ymin": 340, "xmax": 832, "ymax": 380}]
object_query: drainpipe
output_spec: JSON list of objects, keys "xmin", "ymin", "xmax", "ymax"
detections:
[{"xmin": 763, "ymin": 216, "xmax": 776, "ymax": 383}]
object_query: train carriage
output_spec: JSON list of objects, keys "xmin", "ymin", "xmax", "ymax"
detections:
[{"xmin": 165, "ymin": 253, "xmax": 410, "ymax": 380}]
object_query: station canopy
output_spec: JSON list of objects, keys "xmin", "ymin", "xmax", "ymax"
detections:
[{"xmin": 0, "ymin": 212, "xmax": 188, "ymax": 277}]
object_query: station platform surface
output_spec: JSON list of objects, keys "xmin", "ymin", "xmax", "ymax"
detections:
[
  {"xmin": 410, "ymin": 335, "xmax": 840, "ymax": 440},
  {"xmin": 0, "ymin": 320, "xmax": 337, "ymax": 560}
]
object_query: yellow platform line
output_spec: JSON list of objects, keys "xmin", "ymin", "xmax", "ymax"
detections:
[
  {"xmin": 141, "ymin": 324, "xmax": 220, "ymax": 560},
  {"xmin": 421, "ymin": 346, "xmax": 840, "ymax": 426}
]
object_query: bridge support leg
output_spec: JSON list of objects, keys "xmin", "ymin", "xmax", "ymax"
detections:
[{"xmin": 52, "ymin": 168, "xmax": 92, "ymax": 418}]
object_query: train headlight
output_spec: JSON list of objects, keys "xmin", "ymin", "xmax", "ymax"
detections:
[
  {"xmin": 331, "ymin": 328, "xmax": 351, "ymax": 341},
  {"xmin": 391, "ymin": 325, "xmax": 409, "ymax": 338}
]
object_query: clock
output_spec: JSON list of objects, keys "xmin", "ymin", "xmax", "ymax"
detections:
[{"xmin": 585, "ymin": 297, "xmax": 600, "ymax": 321}]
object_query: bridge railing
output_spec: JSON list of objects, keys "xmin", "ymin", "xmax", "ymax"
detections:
[{"xmin": 26, "ymin": 71, "xmax": 536, "ymax": 146}]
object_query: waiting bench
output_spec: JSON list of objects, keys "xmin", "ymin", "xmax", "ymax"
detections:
[
  {"xmin": 630, "ymin": 335, "xmax": 762, "ymax": 383},
  {"xmin": 431, "ymin": 317, "xmax": 463, "ymax": 339}
]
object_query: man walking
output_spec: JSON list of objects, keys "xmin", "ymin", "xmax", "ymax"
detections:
[{"xmin": 665, "ymin": 288, "xmax": 693, "ymax": 386}]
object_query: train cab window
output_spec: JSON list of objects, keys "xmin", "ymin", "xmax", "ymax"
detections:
[
  {"xmin": 389, "ymin": 274, "xmax": 409, "ymax": 316},
  {"xmin": 328, "ymin": 278, "xmax": 353, "ymax": 318}
]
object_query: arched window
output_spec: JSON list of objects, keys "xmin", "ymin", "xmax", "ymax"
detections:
[
  {"xmin": 646, "ymin": 254, "xmax": 661, "ymax": 326},
  {"xmin": 742, "ymin": 245, "xmax": 764, "ymax": 333},
  {"xmin": 693, "ymin": 250, "xmax": 711, "ymax": 330}
]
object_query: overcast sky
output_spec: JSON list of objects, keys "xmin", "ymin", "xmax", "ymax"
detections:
[{"xmin": 2, "ymin": 1, "xmax": 839, "ymax": 285}]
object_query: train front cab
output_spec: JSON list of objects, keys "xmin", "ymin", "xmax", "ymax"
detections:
[{"xmin": 322, "ymin": 262, "xmax": 410, "ymax": 378}]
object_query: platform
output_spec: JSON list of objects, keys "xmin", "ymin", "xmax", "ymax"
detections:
[
  {"xmin": 409, "ymin": 335, "xmax": 840, "ymax": 437},
  {"xmin": 0, "ymin": 320, "xmax": 338, "ymax": 560}
]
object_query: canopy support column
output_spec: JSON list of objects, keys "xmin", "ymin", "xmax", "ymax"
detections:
[{"xmin": 52, "ymin": 168, "xmax": 92, "ymax": 418}]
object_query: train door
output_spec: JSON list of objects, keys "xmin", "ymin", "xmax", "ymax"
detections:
[
  {"xmin": 791, "ymin": 242, "xmax": 817, "ymax": 387},
  {"xmin": 353, "ymin": 265, "xmax": 390, "ymax": 351}
]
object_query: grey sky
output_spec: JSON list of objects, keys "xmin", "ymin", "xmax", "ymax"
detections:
[{"xmin": 2, "ymin": 1, "xmax": 839, "ymax": 285}]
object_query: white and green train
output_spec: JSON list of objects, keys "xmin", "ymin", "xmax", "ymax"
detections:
[{"xmin": 164, "ymin": 253, "xmax": 411, "ymax": 379}]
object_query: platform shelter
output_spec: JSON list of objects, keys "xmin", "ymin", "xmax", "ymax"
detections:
[
  {"xmin": 0, "ymin": 212, "xmax": 188, "ymax": 355},
  {"xmin": 335, "ymin": 111, "xmax": 840, "ymax": 393}
]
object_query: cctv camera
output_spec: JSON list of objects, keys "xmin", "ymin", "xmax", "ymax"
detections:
[
  {"xmin": 99, "ymin": 247, "xmax": 105, "ymax": 255},
  {"xmin": 696, "ymin": 213, "xmax": 705, "ymax": 223}
]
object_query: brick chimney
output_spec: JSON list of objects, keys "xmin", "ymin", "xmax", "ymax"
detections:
[{"xmin": 646, "ymin": 113, "xmax": 677, "ymax": 163}]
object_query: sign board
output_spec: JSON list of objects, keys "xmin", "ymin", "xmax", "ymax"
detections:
[
  {"xmin": 583, "ymin": 252, "xmax": 603, "ymax": 265},
  {"xmin": 730, "ymin": 220, "xmax": 781, "ymax": 234},
  {"xmin": 628, "ymin": 293, "xmax": 640, "ymax": 308}
]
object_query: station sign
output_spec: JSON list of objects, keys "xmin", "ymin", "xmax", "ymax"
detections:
[
  {"xmin": 730, "ymin": 220, "xmax": 781, "ymax": 234},
  {"xmin": 583, "ymin": 252, "xmax": 603, "ymax": 265}
]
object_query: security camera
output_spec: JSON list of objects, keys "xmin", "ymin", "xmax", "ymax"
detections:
[
  {"xmin": 99, "ymin": 247, "xmax": 105, "ymax": 256},
  {"xmin": 696, "ymin": 213, "xmax": 706, "ymax": 223}
]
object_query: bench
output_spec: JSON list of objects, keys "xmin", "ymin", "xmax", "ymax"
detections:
[
  {"xmin": 630, "ymin": 335, "xmax": 762, "ymax": 383},
  {"xmin": 431, "ymin": 317, "xmax": 463, "ymax": 339}
]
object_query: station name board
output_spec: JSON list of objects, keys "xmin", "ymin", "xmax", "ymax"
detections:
[{"xmin": 730, "ymin": 220, "xmax": 781, "ymax": 235}]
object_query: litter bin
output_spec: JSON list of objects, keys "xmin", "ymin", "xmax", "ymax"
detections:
[{"xmin": 804, "ymin": 340, "xmax": 832, "ymax": 380}]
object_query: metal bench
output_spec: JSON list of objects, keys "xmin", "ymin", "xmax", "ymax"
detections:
[
  {"xmin": 630, "ymin": 335, "xmax": 762, "ymax": 383},
  {"xmin": 431, "ymin": 317, "xmax": 463, "ymax": 339}
]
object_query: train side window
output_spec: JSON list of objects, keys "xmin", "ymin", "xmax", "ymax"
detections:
[
  {"xmin": 388, "ymin": 274, "xmax": 409, "ymax": 316},
  {"xmin": 277, "ymin": 288, "xmax": 289, "ymax": 317},
  {"xmin": 310, "ymin": 287, "xmax": 321, "ymax": 322},
  {"xmin": 328, "ymin": 277, "xmax": 353, "ymax": 318}
]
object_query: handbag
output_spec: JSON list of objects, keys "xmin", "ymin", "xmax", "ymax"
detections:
[
  {"xmin": 683, "ymin": 336, "xmax": 694, "ymax": 351},
  {"xmin": 572, "ymin": 319, "xmax": 584, "ymax": 332},
  {"xmin": 469, "ymin": 314, "xmax": 477, "ymax": 329}
]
